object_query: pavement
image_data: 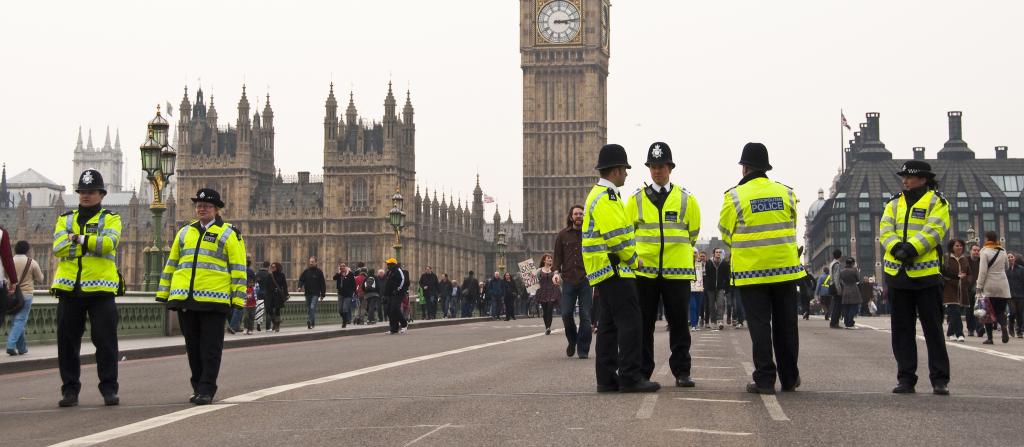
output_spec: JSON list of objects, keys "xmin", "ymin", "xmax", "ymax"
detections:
[{"xmin": 2, "ymin": 315, "xmax": 1024, "ymax": 446}]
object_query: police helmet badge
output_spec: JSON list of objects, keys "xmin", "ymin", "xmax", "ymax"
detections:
[
  {"xmin": 652, "ymin": 144, "xmax": 663, "ymax": 159},
  {"xmin": 82, "ymin": 171, "xmax": 94, "ymax": 185},
  {"xmin": 199, "ymin": 191, "xmax": 206, "ymax": 198}
]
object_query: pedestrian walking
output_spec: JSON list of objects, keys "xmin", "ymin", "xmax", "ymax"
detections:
[
  {"xmin": 815, "ymin": 266, "xmax": 830, "ymax": 318},
  {"xmin": 485, "ymin": 271, "xmax": 504, "ymax": 319},
  {"xmin": 269, "ymin": 263, "xmax": 288, "ymax": 331},
  {"xmin": 383, "ymin": 258, "xmax": 410, "ymax": 334},
  {"xmin": 689, "ymin": 250, "xmax": 704, "ymax": 331},
  {"xmin": 880, "ymin": 160, "xmax": 950, "ymax": 395},
  {"xmin": 719, "ymin": 143, "xmax": 803, "ymax": 395},
  {"xmin": 704, "ymin": 248, "xmax": 730, "ymax": 330},
  {"xmin": 254, "ymin": 262, "xmax": 273, "ymax": 331},
  {"xmin": 7, "ymin": 240, "xmax": 43, "ymax": 356},
  {"xmin": 362, "ymin": 269, "xmax": 383, "ymax": 324},
  {"xmin": 825, "ymin": 249, "xmax": 843, "ymax": 328},
  {"xmin": 0, "ymin": 226, "xmax": 16, "ymax": 331},
  {"xmin": 157, "ymin": 188, "xmax": 247, "ymax": 405},
  {"xmin": 438, "ymin": 273, "xmax": 453, "ymax": 318},
  {"xmin": 460, "ymin": 271, "xmax": 479, "ymax": 317},
  {"xmin": 536, "ymin": 254, "xmax": 560, "ymax": 334},
  {"xmin": 419, "ymin": 266, "xmax": 439, "ymax": 320},
  {"xmin": 976, "ymin": 231, "xmax": 1011, "ymax": 345},
  {"xmin": 334, "ymin": 263, "xmax": 356, "ymax": 327},
  {"xmin": 623, "ymin": 142, "xmax": 700, "ymax": 388},
  {"xmin": 798, "ymin": 265, "xmax": 815, "ymax": 320},
  {"xmin": 52, "ymin": 169, "xmax": 123, "ymax": 407},
  {"xmin": 583, "ymin": 143, "xmax": 660, "ymax": 393},
  {"xmin": 298, "ymin": 256, "xmax": 327, "ymax": 329},
  {"xmin": 1007, "ymin": 253, "xmax": 1024, "ymax": 338},
  {"xmin": 449, "ymin": 279, "xmax": 461, "ymax": 318},
  {"xmin": 942, "ymin": 239, "xmax": 971, "ymax": 342},
  {"xmin": 243, "ymin": 276, "xmax": 256, "ymax": 334},
  {"xmin": 836, "ymin": 258, "xmax": 861, "ymax": 328},
  {"xmin": 553, "ymin": 204, "xmax": 593, "ymax": 359},
  {"xmin": 502, "ymin": 272, "xmax": 518, "ymax": 321}
]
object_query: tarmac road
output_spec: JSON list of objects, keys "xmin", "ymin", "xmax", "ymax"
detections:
[{"xmin": 2, "ymin": 316, "xmax": 1023, "ymax": 446}]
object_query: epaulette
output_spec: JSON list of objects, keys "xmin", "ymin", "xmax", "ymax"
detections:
[
  {"xmin": 934, "ymin": 191, "xmax": 948, "ymax": 205},
  {"xmin": 59, "ymin": 210, "xmax": 74, "ymax": 216},
  {"xmin": 607, "ymin": 187, "xmax": 618, "ymax": 201},
  {"xmin": 776, "ymin": 181, "xmax": 795, "ymax": 191},
  {"xmin": 632, "ymin": 186, "xmax": 643, "ymax": 196},
  {"xmin": 104, "ymin": 210, "xmax": 119, "ymax": 216},
  {"xmin": 723, "ymin": 186, "xmax": 738, "ymax": 195},
  {"xmin": 233, "ymin": 225, "xmax": 244, "ymax": 239},
  {"xmin": 886, "ymin": 192, "xmax": 903, "ymax": 203}
]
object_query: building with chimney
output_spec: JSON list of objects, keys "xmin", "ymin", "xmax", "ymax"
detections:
[{"xmin": 804, "ymin": 111, "xmax": 1024, "ymax": 280}]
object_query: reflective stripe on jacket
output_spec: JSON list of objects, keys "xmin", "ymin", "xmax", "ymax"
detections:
[
  {"xmin": 51, "ymin": 209, "xmax": 121, "ymax": 295},
  {"xmin": 582, "ymin": 184, "xmax": 639, "ymax": 285},
  {"xmin": 879, "ymin": 190, "xmax": 948, "ymax": 278},
  {"xmin": 624, "ymin": 184, "xmax": 700, "ymax": 280},
  {"xmin": 718, "ymin": 177, "xmax": 803, "ymax": 286},
  {"xmin": 157, "ymin": 218, "xmax": 247, "ymax": 310}
]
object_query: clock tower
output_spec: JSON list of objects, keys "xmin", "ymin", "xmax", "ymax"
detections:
[{"xmin": 520, "ymin": 0, "xmax": 610, "ymax": 256}]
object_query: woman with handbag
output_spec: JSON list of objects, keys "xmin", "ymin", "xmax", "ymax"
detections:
[
  {"xmin": 976, "ymin": 231, "xmax": 1011, "ymax": 344},
  {"xmin": 8, "ymin": 241, "xmax": 43, "ymax": 355},
  {"xmin": 269, "ymin": 262, "xmax": 288, "ymax": 332},
  {"xmin": 942, "ymin": 239, "xmax": 971, "ymax": 342}
]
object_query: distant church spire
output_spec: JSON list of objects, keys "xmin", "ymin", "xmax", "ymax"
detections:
[
  {"xmin": 114, "ymin": 128, "xmax": 121, "ymax": 151},
  {"xmin": 75, "ymin": 126, "xmax": 84, "ymax": 151},
  {"xmin": 0, "ymin": 163, "xmax": 8, "ymax": 209},
  {"xmin": 87, "ymin": 129, "xmax": 94, "ymax": 150},
  {"xmin": 102, "ymin": 126, "xmax": 112, "ymax": 151}
]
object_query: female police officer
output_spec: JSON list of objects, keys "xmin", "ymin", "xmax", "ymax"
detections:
[{"xmin": 157, "ymin": 188, "xmax": 247, "ymax": 405}]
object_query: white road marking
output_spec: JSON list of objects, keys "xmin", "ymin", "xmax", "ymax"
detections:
[
  {"xmin": 656, "ymin": 362, "xmax": 672, "ymax": 378},
  {"xmin": 676, "ymin": 397, "xmax": 749, "ymax": 403},
  {"xmin": 691, "ymin": 378, "xmax": 735, "ymax": 381},
  {"xmin": 691, "ymin": 356, "xmax": 724, "ymax": 360},
  {"xmin": 50, "ymin": 405, "xmax": 232, "ymax": 447},
  {"xmin": 635, "ymin": 394, "xmax": 659, "ymax": 419},
  {"xmin": 858, "ymin": 323, "xmax": 1024, "ymax": 362},
  {"xmin": 668, "ymin": 427, "xmax": 753, "ymax": 436},
  {"xmin": 741, "ymin": 362, "xmax": 790, "ymax": 422},
  {"xmin": 403, "ymin": 423, "xmax": 452, "ymax": 446},
  {"xmin": 49, "ymin": 330, "xmax": 556, "ymax": 447},
  {"xmin": 691, "ymin": 366, "xmax": 736, "ymax": 369}
]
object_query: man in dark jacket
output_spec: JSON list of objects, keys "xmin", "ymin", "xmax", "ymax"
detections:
[
  {"xmin": 461, "ymin": 271, "xmax": 479, "ymax": 317},
  {"xmin": 967, "ymin": 244, "xmax": 981, "ymax": 336},
  {"xmin": 298, "ymin": 256, "xmax": 327, "ymax": 329},
  {"xmin": 255, "ymin": 262, "xmax": 275, "ymax": 332},
  {"xmin": 485, "ymin": 272, "xmax": 505, "ymax": 319},
  {"xmin": 419, "ymin": 266, "xmax": 440, "ymax": 320},
  {"xmin": 437, "ymin": 274, "xmax": 453, "ymax": 318},
  {"xmin": 383, "ymin": 259, "xmax": 409, "ymax": 334},
  {"xmin": 333, "ymin": 263, "xmax": 356, "ymax": 328},
  {"xmin": 704, "ymin": 248, "xmax": 732, "ymax": 329}
]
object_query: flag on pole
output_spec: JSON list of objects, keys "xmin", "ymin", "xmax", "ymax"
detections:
[
  {"xmin": 166, "ymin": 101, "xmax": 174, "ymax": 117},
  {"xmin": 841, "ymin": 112, "xmax": 851, "ymax": 130},
  {"xmin": 483, "ymin": 195, "xmax": 495, "ymax": 204}
]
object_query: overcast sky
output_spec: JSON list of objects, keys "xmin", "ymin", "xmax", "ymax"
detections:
[{"xmin": 2, "ymin": 0, "xmax": 1021, "ymax": 240}]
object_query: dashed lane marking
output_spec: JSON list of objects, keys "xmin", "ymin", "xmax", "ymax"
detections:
[
  {"xmin": 667, "ymin": 427, "xmax": 753, "ymax": 436},
  {"xmin": 857, "ymin": 323, "xmax": 1024, "ymax": 363},
  {"xmin": 403, "ymin": 423, "xmax": 453, "ymax": 446},
  {"xmin": 692, "ymin": 366, "xmax": 737, "ymax": 369},
  {"xmin": 691, "ymin": 378, "xmax": 736, "ymax": 381},
  {"xmin": 691, "ymin": 356, "xmax": 724, "ymax": 360},
  {"xmin": 675, "ymin": 397, "xmax": 750, "ymax": 403},
  {"xmin": 48, "ymin": 330, "xmax": 559, "ymax": 447},
  {"xmin": 740, "ymin": 362, "xmax": 790, "ymax": 422},
  {"xmin": 635, "ymin": 394, "xmax": 659, "ymax": 419}
]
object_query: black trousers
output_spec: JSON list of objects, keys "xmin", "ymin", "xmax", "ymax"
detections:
[
  {"xmin": 541, "ymin": 302, "xmax": 554, "ymax": 329},
  {"xmin": 636, "ymin": 277, "xmax": 692, "ymax": 380},
  {"xmin": 57, "ymin": 296, "xmax": 119, "ymax": 396},
  {"xmin": 426, "ymin": 293, "xmax": 438, "ymax": 320},
  {"xmin": 829, "ymin": 295, "xmax": 843, "ymax": 327},
  {"xmin": 740, "ymin": 283, "xmax": 800, "ymax": 389},
  {"xmin": 178, "ymin": 310, "xmax": 227, "ymax": 397},
  {"xmin": 985, "ymin": 298, "xmax": 1009, "ymax": 341},
  {"xmin": 387, "ymin": 294, "xmax": 408, "ymax": 333},
  {"xmin": 594, "ymin": 277, "xmax": 645, "ymax": 388},
  {"xmin": 890, "ymin": 285, "xmax": 949, "ymax": 387},
  {"xmin": 504, "ymin": 295, "xmax": 516, "ymax": 320}
]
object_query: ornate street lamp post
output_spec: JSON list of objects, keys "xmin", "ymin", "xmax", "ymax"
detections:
[
  {"xmin": 389, "ymin": 188, "xmax": 406, "ymax": 261},
  {"xmin": 496, "ymin": 229, "xmax": 507, "ymax": 276},
  {"xmin": 140, "ymin": 105, "xmax": 176, "ymax": 291},
  {"xmin": 967, "ymin": 226, "xmax": 977, "ymax": 245}
]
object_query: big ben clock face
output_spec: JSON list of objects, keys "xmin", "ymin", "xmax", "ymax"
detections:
[{"xmin": 537, "ymin": 0, "xmax": 581, "ymax": 44}]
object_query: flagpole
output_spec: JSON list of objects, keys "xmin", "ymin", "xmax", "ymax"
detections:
[{"xmin": 840, "ymin": 109, "xmax": 845, "ymax": 173}]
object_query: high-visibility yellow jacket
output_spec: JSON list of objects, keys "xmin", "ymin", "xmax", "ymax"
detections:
[
  {"xmin": 718, "ymin": 176, "xmax": 803, "ymax": 287},
  {"xmin": 624, "ymin": 184, "xmax": 700, "ymax": 280},
  {"xmin": 879, "ymin": 189, "xmax": 949, "ymax": 278},
  {"xmin": 51, "ymin": 208, "xmax": 122, "ymax": 296},
  {"xmin": 157, "ymin": 217, "xmax": 247, "ymax": 311},
  {"xmin": 582, "ymin": 183, "xmax": 640, "ymax": 286}
]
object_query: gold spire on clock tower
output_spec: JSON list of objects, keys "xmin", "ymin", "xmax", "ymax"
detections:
[{"xmin": 520, "ymin": 0, "xmax": 611, "ymax": 257}]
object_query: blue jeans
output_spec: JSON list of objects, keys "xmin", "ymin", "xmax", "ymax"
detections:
[
  {"xmin": 844, "ymin": 303, "xmax": 860, "ymax": 327},
  {"xmin": 560, "ymin": 281, "xmax": 593, "ymax": 355},
  {"xmin": 689, "ymin": 292, "xmax": 701, "ymax": 327},
  {"xmin": 229, "ymin": 308, "xmax": 242, "ymax": 330},
  {"xmin": 305, "ymin": 292, "xmax": 319, "ymax": 325},
  {"xmin": 339, "ymin": 295, "xmax": 354, "ymax": 324},
  {"xmin": 6, "ymin": 295, "xmax": 32, "ymax": 353}
]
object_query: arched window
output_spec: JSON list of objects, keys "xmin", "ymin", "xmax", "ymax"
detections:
[{"xmin": 353, "ymin": 178, "xmax": 368, "ymax": 208}]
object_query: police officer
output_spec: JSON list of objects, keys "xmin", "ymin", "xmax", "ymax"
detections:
[
  {"xmin": 157, "ymin": 188, "xmax": 247, "ymax": 405},
  {"xmin": 624, "ymin": 142, "xmax": 700, "ymax": 388},
  {"xmin": 880, "ymin": 161, "xmax": 950, "ymax": 395},
  {"xmin": 718, "ymin": 143, "xmax": 803, "ymax": 395},
  {"xmin": 52, "ymin": 169, "xmax": 122, "ymax": 407},
  {"xmin": 583, "ymin": 144, "xmax": 660, "ymax": 393}
]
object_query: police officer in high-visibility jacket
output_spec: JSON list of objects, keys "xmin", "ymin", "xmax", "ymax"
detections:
[
  {"xmin": 52, "ymin": 169, "xmax": 122, "ymax": 408},
  {"xmin": 880, "ymin": 160, "xmax": 950, "ymax": 395},
  {"xmin": 583, "ymin": 144, "xmax": 660, "ymax": 393},
  {"xmin": 624, "ymin": 142, "xmax": 700, "ymax": 388},
  {"xmin": 158, "ymin": 188, "xmax": 247, "ymax": 405},
  {"xmin": 719, "ymin": 143, "xmax": 803, "ymax": 395}
]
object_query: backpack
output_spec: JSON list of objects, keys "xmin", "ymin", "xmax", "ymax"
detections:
[{"xmin": 363, "ymin": 276, "xmax": 377, "ymax": 293}]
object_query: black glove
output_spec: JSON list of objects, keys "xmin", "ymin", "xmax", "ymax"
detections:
[
  {"xmin": 608, "ymin": 253, "xmax": 621, "ymax": 265},
  {"xmin": 891, "ymin": 242, "xmax": 917, "ymax": 262}
]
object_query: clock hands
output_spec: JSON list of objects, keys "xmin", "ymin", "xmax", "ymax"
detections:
[{"xmin": 553, "ymin": 18, "xmax": 580, "ymax": 24}]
